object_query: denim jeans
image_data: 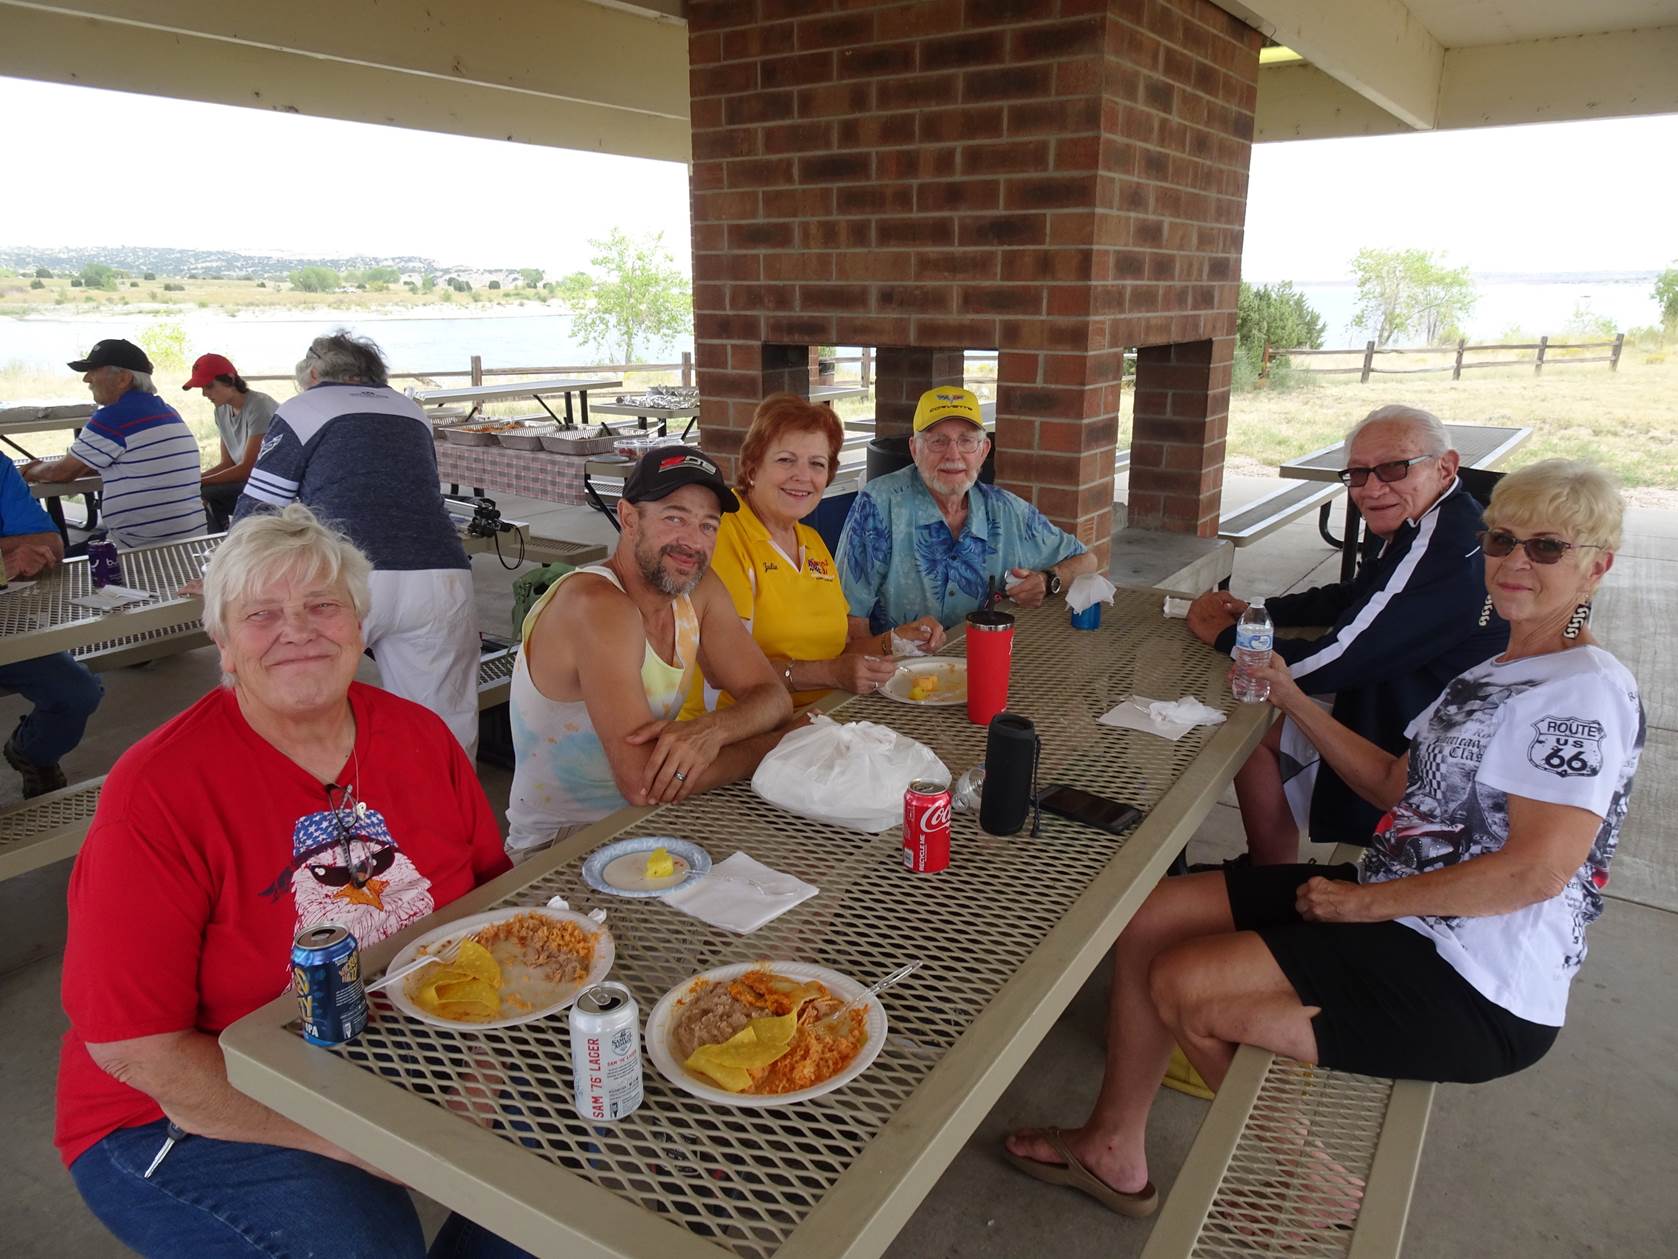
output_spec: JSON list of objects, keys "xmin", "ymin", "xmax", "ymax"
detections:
[
  {"xmin": 202, "ymin": 481, "xmax": 245, "ymax": 534},
  {"xmin": 70, "ymin": 1120, "xmax": 532, "ymax": 1258},
  {"xmin": 0, "ymin": 650, "xmax": 102, "ymax": 765}
]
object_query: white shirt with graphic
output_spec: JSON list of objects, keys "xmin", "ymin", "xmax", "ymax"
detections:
[{"xmin": 1358, "ymin": 645, "xmax": 1643, "ymax": 1026}]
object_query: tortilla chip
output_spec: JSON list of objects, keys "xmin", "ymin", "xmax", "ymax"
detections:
[
  {"xmin": 451, "ymin": 938, "xmax": 501, "ymax": 986},
  {"xmin": 413, "ymin": 964, "xmax": 473, "ymax": 1010},
  {"xmin": 434, "ymin": 1000, "xmax": 498, "ymax": 1023},
  {"xmin": 684, "ymin": 1013, "xmax": 799, "ymax": 1091},
  {"xmin": 435, "ymin": 977, "xmax": 501, "ymax": 1009}
]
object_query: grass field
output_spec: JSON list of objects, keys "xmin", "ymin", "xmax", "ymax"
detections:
[{"xmin": 0, "ymin": 274, "xmax": 557, "ymax": 317}]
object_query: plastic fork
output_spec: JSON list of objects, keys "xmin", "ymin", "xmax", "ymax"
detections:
[{"xmin": 820, "ymin": 960, "xmax": 921, "ymax": 1027}]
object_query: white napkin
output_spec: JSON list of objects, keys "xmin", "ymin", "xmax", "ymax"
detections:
[
  {"xmin": 1067, "ymin": 573, "xmax": 1117, "ymax": 613},
  {"xmin": 889, "ymin": 628, "xmax": 928, "ymax": 657},
  {"xmin": 1098, "ymin": 695, "xmax": 1228, "ymax": 742},
  {"xmin": 70, "ymin": 585, "xmax": 151, "ymax": 611},
  {"xmin": 1162, "ymin": 596, "xmax": 1192, "ymax": 619},
  {"xmin": 0, "ymin": 581, "xmax": 36, "ymax": 597},
  {"xmin": 661, "ymin": 851, "xmax": 819, "ymax": 934}
]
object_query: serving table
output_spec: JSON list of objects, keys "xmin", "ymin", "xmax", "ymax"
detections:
[{"xmin": 222, "ymin": 593, "xmax": 1270, "ymax": 1259}]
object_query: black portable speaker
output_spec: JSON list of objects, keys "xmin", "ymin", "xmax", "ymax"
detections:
[{"xmin": 979, "ymin": 712, "xmax": 1040, "ymax": 837}]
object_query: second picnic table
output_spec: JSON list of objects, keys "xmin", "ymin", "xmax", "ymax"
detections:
[{"xmin": 415, "ymin": 377, "xmax": 624, "ymax": 429}]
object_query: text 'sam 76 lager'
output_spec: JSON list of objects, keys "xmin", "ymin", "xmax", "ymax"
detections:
[
  {"xmin": 290, "ymin": 925, "xmax": 368, "ymax": 1046},
  {"xmin": 570, "ymin": 982, "xmax": 643, "ymax": 1121}
]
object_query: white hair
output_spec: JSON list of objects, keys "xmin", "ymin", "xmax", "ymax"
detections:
[
  {"xmin": 295, "ymin": 329, "xmax": 389, "ymax": 389},
  {"xmin": 1343, "ymin": 404, "xmax": 1450, "ymax": 458},
  {"xmin": 203, "ymin": 503, "xmax": 372, "ymax": 682},
  {"xmin": 99, "ymin": 366, "xmax": 157, "ymax": 394}
]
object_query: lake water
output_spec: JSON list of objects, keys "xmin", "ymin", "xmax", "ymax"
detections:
[{"xmin": 1, "ymin": 279, "xmax": 1661, "ymax": 377}]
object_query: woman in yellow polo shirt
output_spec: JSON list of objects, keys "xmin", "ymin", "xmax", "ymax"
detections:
[{"xmin": 683, "ymin": 393, "xmax": 945, "ymax": 717}]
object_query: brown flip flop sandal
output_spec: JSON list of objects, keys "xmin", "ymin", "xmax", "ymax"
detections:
[{"xmin": 1003, "ymin": 1127, "xmax": 1159, "ymax": 1218}]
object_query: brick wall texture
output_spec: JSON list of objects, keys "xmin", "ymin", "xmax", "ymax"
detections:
[{"xmin": 687, "ymin": 0, "xmax": 1261, "ymax": 542}]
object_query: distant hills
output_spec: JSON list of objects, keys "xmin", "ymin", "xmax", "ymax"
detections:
[{"xmin": 0, "ymin": 244, "xmax": 506, "ymax": 280}]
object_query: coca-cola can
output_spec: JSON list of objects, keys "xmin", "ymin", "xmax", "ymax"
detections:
[{"xmin": 903, "ymin": 779, "xmax": 952, "ymax": 873}]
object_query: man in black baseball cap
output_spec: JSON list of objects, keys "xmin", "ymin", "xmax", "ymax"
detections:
[
  {"xmin": 66, "ymin": 338, "xmax": 153, "ymax": 375},
  {"xmin": 502, "ymin": 443, "xmax": 792, "ymax": 863}
]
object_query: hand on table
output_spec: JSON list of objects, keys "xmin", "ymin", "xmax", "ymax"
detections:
[
  {"xmin": 5, "ymin": 542, "xmax": 60, "ymax": 580},
  {"xmin": 1296, "ymin": 876, "xmax": 1375, "ymax": 923},
  {"xmin": 177, "ymin": 577, "xmax": 205, "ymax": 597},
  {"xmin": 17, "ymin": 460, "xmax": 42, "ymax": 482},
  {"xmin": 1186, "ymin": 590, "xmax": 1248, "ymax": 644},
  {"xmin": 1004, "ymin": 566, "xmax": 1047, "ymax": 608},
  {"xmin": 833, "ymin": 651, "xmax": 899, "ymax": 695},
  {"xmin": 890, "ymin": 616, "xmax": 946, "ymax": 653},
  {"xmin": 625, "ymin": 716, "xmax": 725, "ymax": 804}
]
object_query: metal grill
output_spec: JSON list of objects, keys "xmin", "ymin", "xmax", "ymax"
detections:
[
  {"xmin": 478, "ymin": 649, "xmax": 518, "ymax": 687},
  {"xmin": 320, "ymin": 594, "xmax": 1243, "ymax": 1259},
  {"xmin": 1193, "ymin": 1058, "xmax": 1391, "ymax": 1259},
  {"xmin": 0, "ymin": 781, "xmax": 102, "ymax": 846}
]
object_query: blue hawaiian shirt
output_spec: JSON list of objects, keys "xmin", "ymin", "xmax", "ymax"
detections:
[{"xmin": 836, "ymin": 466, "xmax": 1086, "ymax": 632}]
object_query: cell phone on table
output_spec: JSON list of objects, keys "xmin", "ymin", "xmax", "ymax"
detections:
[{"xmin": 1035, "ymin": 784, "xmax": 1143, "ymax": 836}]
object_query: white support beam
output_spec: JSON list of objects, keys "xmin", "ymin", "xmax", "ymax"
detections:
[
  {"xmin": 1221, "ymin": 0, "xmax": 1444, "ymax": 130},
  {"xmin": 1439, "ymin": 26, "xmax": 1678, "ymax": 130},
  {"xmin": 0, "ymin": 0, "xmax": 691, "ymax": 161}
]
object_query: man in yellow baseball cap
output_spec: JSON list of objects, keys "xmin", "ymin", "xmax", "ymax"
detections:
[{"xmin": 837, "ymin": 385, "xmax": 1098, "ymax": 644}]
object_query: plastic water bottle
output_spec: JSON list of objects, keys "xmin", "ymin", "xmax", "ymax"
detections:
[{"xmin": 1231, "ymin": 605, "xmax": 1274, "ymax": 703}]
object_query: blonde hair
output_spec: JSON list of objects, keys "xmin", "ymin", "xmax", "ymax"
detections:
[
  {"xmin": 1485, "ymin": 459, "xmax": 1624, "ymax": 552},
  {"xmin": 203, "ymin": 503, "xmax": 373, "ymax": 648}
]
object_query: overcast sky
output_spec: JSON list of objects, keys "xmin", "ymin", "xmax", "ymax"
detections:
[{"xmin": 1, "ymin": 76, "xmax": 1674, "ymax": 281}]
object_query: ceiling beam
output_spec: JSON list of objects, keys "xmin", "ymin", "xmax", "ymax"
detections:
[{"xmin": 1220, "ymin": 0, "xmax": 1444, "ymax": 130}]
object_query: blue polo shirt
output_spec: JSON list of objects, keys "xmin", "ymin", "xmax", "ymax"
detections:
[
  {"xmin": 836, "ymin": 465, "xmax": 1085, "ymax": 632},
  {"xmin": 0, "ymin": 460, "xmax": 56, "ymax": 537}
]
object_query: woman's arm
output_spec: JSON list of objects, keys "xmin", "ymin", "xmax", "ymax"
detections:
[
  {"xmin": 1299, "ymin": 794, "xmax": 1601, "ymax": 923},
  {"xmin": 1250, "ymin": 652, "xmax": 1409, "ymax": 810}
]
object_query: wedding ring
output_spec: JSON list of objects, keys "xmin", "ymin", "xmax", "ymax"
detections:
[{"xmin": 673, "ymin": 769, "xmax": 688, "ymax": 782}]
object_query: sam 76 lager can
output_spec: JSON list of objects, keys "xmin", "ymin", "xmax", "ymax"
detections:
[
  {"xmin": 87, "ymin": 539, "xmax": 124, "ymax": 590},
  {"xmin": 290, "ymin": 925, "xmax": 368, "ymax": 1046},
  {"xmin": 903, "ymin": 779, "xmax": 952, "ymax": 873},
  {"xmin": 570, "ymin": 982, "xmax": 643, "ymax": 1122}
]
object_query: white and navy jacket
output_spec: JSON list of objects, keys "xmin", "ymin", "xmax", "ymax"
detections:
[
  {"xmin": 1217, "ymin": 478, "xmax": 1509, "ymax": 840},
  {"xmin": 234, "ymin": 382, "xmax": 468, "ymax": 571}
]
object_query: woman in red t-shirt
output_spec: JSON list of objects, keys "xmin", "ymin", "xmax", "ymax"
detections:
[{"xmin": 57, "ymin": 504, "xmax": 521, "ymax": 1257}]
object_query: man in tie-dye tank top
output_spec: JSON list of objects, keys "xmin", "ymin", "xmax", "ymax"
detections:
[{"xmin": 506, "ymin": 447, "xmax": 795, "ymax": 860}]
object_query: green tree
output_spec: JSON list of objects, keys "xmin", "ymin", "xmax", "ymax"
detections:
[
  {"xmin": 34, "ymin": 266, "xmax": 52, "ymax": 279},
  {"xmin": 138, "ymin": 320, "xmax": 189, "ymax": 371},
  {"xmin": 289, "ymin": 266, "xmax": 341, "ymax": 293},
  {"xmin": 142, "ymin": 271, "xmax": 156, "ymax": 281},
  {"xmin": 1350, "ymin": 248, "xmax": 1476, "ymax": 346},
  {"xmin": 1654, "ymin": 263, "xmax": 1678, "ymax": 331},
  {"xmin": 519, "ymin": 268, "xmax": 544, "ymax": 288},
  {"xmin": 80, "ymin": 262, "xmax": 118, "ymax": 290},
  {"xmin": 563, "ymin": 229, "xmax": 692, "ymax": 363},
  {"xmin": 29, "ymin": 278, "xmax": 44, "ymax": 290},
  {"xmin": 488, "ymin": 279, "xmax": 501, "ymax": 290},
  {"xmin": 1236, "ymin": 281, "xmax": 1325, "ymax": 362}
]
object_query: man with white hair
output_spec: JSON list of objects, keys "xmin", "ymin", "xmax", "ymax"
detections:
[
  {"xmin": 837, "ymin": 385, "xmax": 1099, "ymax": 642},
  {"xmin": 23, "ymin": 339, "xmax": 204, "ymax": 548},
  {"xmin": 234, "ymin": 330, "xmax": 481, "ymax": 754},
  {"xmin": 1186, "ymin": 404, "xmax": 1508, "ymax": 863}
]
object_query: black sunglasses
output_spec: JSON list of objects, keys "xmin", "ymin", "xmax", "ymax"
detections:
[
  {"xmin": 1336, "ymin": 454, "xmax": 1435, "ymax": 487},
  {"xmin": 323, "ymin": 783, "xmax": 388, "ymax": 889},
  {"xmin": 1479, "ymin": 529, "xmax": 1602, "ymax": 565}
]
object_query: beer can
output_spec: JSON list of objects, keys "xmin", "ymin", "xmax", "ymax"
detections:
[
  {"xmin": 903, "ymin": 779, "xmax": 952, "ymax": 873},
  {"xmin": 570, "ymin": 982, "xmax": 643, "ymax": 1122},
  {"xmin": 87, "ymin": 539, "xmax": 124, "ymax": 590},
  {"xmin": 290, "ymin": 925, "xmax": 368, "ymax": 1046}
]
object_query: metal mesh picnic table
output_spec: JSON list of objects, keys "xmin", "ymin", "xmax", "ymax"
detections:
[{"xmin": 222, "ymin": 592, "xmax": 1271, "ymax": 1259}]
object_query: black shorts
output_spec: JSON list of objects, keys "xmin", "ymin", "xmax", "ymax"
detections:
[{"xmin": 1224, "ymin": 863, "xmax": 1559, "ymax": 1083}]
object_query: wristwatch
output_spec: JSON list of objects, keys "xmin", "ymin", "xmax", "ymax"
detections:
[
  {"xmin": 1043, "ymin": 569, "xmax": 1063, "ymax": 597},
  {"xmin": 782, "ymin": 660, "xmax": 797, "ymax": 689}
]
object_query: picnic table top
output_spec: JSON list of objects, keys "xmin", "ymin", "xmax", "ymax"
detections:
[
  {"xmin": 0, "ymin": 399, "xmax": 94, "ymax": 434},
  {"xmin": 415, "ymin": 378, "xmax": 625, "ymax": 406},
  {"xmin": 1279, "ymin": 422, "xmax": 1532, "ymax": 482},
  {"xmin": 221, "ymin": 593, "xmax": 1269, "ymax": 1259}
]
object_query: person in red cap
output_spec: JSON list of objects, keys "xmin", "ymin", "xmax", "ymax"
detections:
[{"xmin": 183, "ymin": 353, "xmax": 277, "ymax": 533}]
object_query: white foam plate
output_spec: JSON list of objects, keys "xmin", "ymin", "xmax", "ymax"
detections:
[
  {"xmin": 646, "ymin": 961, "xmax": 888, "ymax": 1107},
  {"xmin": 582, "ymin": 836, "xmax": 711, "ymax": 898},
  {"xmin": 881, "ymin": 658, "xmax": 967, "ymax": 706},
  {"xmin": 383, "ymin": 906, "xmax": 614, "ymax": 1030}
]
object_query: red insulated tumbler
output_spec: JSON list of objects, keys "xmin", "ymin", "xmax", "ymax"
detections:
[{"xmin": 965, "ymin": 609, "xmax": 1016, "ymax": 725}]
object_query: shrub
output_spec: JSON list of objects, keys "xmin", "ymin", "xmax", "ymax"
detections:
[
  {"xmin": 143, "ymin": 271, "xmax": 156, "ymax": 281},
  {"xmin": 139, "ymin": 320, "xmax": 190, "ymax": 371},
  {"xmin": 34, "ymin": 266, "xmax": 52, "ymax": 278},
  {"xmin": 289, "ymin": 266, "xmax": 341, "ymax": 293},
  {"xmin": 29, "ymin": 278, "xmax": 44, "ymax": 290},
  {"xmin": 488, "ymin": 279, "xmax": 501, "ymax": 290},
  {"xmin": 130, "ymin": 280, "xmax": 140, "ymax": 288},
  {"xmin": 70, "ymin": 277, "xmax": 83, "ymax": 287}
]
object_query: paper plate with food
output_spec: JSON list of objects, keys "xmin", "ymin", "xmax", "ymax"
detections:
[
  {"xmin": 581, "ymin": 836, "xmax": 711, "ymax": 898},
  {"xmin": 645, "ymin": 962, "xmax": 888, "ymax": 1106},
  {"xmin": 384, "ymin": 906, "xmax": 614, "ymax": 1030},
  {"xmin": 882, "ymin": 658, "xmax": 967, "ymax": 706}
]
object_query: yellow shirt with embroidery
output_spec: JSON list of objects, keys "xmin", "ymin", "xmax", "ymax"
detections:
[{"xmin": 681, "ymin": 496, "xmax": 849, "ymax": 718}]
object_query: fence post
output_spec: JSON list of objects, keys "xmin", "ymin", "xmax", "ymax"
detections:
[
  {"xmin": 1452, "ymin": 337, "xmax": 1466, "ymax": 381},
  {"xmin": 1359, "ymin": 340, "xmax": 1375, "ymax": 384},
  {"xmin": 1610, "ymin": 333, "xmax": 1624, "ymax": 372},
  {"xmin": 470, "ymin": 354, "xmax": 484, "ymax": 387},
  {"xmin": 680, "ymin": 351, "xmax": 692, "ymax": 388},
  {"xmin": 860, "ymin": 346, "xmax": 872, "ymax": 390},
  {"xmin": 1533, "ymin": 336, "xmax": 1548, "ymax": 376},
  {"xmin": 1260, "ymin": 342, "xmax": 1271, "ymax": 381}
]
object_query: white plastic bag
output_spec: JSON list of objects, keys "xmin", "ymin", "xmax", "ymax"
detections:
[{"xmin": 751, "ymin": 714, "xmax": 949, "ymax": 833}]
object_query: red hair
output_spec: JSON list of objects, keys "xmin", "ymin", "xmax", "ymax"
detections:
[{"xmin": 737, "ymin": 393, "xmax": 844, "ymax": 490}]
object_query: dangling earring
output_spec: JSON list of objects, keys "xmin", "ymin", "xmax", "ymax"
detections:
[
  {"xmin": 1563, "ymin": 600, "xmax": 1591, "ymax": 640},
  {"xmin": 1477, "ymin": 594, "xmax": 1494, "ymax": 628}
]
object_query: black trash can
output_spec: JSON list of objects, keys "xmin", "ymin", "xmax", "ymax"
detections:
[{"xmin": 865, "ymin": 434, "xmax": 996, "ymax": 484}]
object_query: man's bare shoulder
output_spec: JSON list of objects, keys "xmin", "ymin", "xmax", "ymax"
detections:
[{"xmin": 534, "ymin": 569, "xmax": 641, "ymax": 640}]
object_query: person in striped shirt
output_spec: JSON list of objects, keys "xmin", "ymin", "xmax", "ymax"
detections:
[{"xmin": 24, "ymin": 339, "xmax": 206, "ymax": 549}]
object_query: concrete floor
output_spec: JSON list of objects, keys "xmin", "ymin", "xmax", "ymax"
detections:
[{"xmin": 2, "ymin": 483, "xmax": 1674, "ymax": 1257}]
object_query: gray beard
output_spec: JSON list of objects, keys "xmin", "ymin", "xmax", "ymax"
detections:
[{"xmin": 638, "ymin": 543, "xmax": 704, "ymax": 596}]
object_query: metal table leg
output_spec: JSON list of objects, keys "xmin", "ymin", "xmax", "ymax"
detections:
[{"xmin": 1337, "ymin": 499, "xmax": 1363, "ymax": 581}]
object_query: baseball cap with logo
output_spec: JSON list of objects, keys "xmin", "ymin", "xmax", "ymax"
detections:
[
  {"xmin": 623, "ymin": 445, "xmax": 740, "ymax": 513},
  {"xmin": 67, "ymin": 338, "xmax": 153, "ymax": 374},
  {"xmin": 912, "ymin": 385, "xmax": 984, "ymax": 432},
  {"xmin": 183, "ymin": 352, "xmax": 239, "ymax": 391}
]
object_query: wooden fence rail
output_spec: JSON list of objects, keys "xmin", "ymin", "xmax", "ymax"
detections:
[{"xmin": 1267, "ymin": 333, "xmax": 1624, "ymax": 382}]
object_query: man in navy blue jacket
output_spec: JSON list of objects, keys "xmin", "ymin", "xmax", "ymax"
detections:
[{"xmin": 1188, "ymin": 405, "xmax": 1508, "ymax": 863}]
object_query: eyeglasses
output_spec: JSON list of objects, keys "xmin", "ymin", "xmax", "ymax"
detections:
[
  {"xmin": 1335, "ymin": 454, "xmax": 1435, "ymax": 487},
  {"xmin": 1479, "ymin": 529, "xmax": 1603, "ymax": 565},
  {"xmin": 323, "ymin": 783, "xmax": 388, "ymax": 889},
  {"xmin": 920, "ymin": 433, "xmax": 985, "ymax": 454}
]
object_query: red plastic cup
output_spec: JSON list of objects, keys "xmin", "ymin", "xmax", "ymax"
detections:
[{"xmin": 965, "ymin": 609, "xmax": 1016, "ymax": 725}]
